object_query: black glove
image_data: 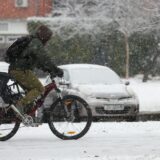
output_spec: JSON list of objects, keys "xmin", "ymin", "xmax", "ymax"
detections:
[{"xmin": 56, "ymin": 68, "xmax": 64, "ymax": 78}]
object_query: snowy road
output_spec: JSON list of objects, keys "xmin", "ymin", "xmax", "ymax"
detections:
[{"xmin": 1, "ymin": 122, "xmax": 160, "ymax": 160}]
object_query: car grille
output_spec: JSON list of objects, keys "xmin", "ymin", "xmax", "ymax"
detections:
[{"xmin": 95, "ymin": 106, "xmax": 131, "ymax": 114}]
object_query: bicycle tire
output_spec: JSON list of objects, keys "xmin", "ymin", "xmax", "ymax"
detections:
[
  {"xmin": 0, "ymin": 120, "xmax": 20, "ymax": 141},
  {"xmin": 48, "ymin": 95, "xmax": 92, "ymax": 140}
]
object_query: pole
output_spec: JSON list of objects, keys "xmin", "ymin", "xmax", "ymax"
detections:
[{"xmin": 124, "ymin": 32, "xmax": 129, "ymax": 79}]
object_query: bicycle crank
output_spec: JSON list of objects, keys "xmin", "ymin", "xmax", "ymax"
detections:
[{"xmin": 22, "ymin": 114, "xmax": 34, "ymax": 127}]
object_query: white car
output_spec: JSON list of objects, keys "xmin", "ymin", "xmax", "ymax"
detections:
[{"xmin": 57, "ymin": 64, "xmax": 139, "ymax": 121}]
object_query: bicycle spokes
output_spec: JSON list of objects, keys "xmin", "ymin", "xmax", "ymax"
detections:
[{"xmin": 48, "ymin": 95, "xmax": 92, "ymax": 139}]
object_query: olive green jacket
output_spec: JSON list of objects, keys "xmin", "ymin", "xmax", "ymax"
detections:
[{"xmin": 9, "ymin": 37, "xmax": 58, "ymax": 73}]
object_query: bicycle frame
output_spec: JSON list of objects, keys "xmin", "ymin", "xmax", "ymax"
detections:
[{"xmin": 29, "ymin": 80, "xmax": 62, "ymax": 116}]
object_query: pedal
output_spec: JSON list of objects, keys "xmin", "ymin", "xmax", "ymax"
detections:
[{"xmin": 22, "ymin": 114, "xmax": 34, "ymax": 127}]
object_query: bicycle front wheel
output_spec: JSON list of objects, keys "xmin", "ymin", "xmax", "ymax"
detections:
[{"xmin": 48, "ymin": 95, "xmax": 92, "ymax": 140}]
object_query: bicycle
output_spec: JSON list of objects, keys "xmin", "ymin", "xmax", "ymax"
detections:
[{"xmin": 0, "ymin": 72, "xmax": 92, "ymax": 141}]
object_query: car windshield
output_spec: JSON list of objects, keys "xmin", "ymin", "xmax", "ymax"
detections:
[{"xmin": 69, "ymin": 68, "xmax": 122, "ymax": 85}]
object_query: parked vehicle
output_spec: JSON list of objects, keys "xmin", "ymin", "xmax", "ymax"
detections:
[{"xmin": 53, "ymin": 64, "xmax": 139, "ymax": 121}]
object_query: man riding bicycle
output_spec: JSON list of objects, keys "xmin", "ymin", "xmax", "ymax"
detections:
[{"xmin": 6, "ymin": 25, "xmax": 63, "ymax": 115}]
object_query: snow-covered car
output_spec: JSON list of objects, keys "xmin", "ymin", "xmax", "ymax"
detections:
[{"xmin": 56, "ymin": 64, "xmax": 139, "ymax": 121}]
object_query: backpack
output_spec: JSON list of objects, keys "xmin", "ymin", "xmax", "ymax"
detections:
[{"xmin": 5, "ymin": 36, "xmax": 33, "ymax": 63}]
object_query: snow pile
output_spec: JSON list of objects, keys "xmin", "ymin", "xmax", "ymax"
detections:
[{"xmin": 128, "ymin": 79, "xmax": 160, "ymax": 112}]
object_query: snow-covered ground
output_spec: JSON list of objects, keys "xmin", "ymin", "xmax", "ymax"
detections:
[
  {"xmin": 128, "ymin": 78, "xmax": 160, "ymax": 112},
  {"xmin": 1, "ymin": 122, "xmax": 160, "ymax": 160}
]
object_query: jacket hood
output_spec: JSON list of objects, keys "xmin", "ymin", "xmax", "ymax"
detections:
[{"xmin": 36, "ymin": 25, "xmax": 52, "ymax": 45}]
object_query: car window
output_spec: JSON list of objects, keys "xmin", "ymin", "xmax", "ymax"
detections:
[
  {"xmin": 69, "ymin": 68, "xmax": 122, "ymax": 84},
  {"xmin": 63, "ymin": 69, "xmax": 70, "ymax": 81}
]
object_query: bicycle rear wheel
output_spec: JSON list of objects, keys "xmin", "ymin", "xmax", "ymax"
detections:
[
  {"xmin": 48, "ymin": 95, "xmax": 92, "ymax": 140},
  {"xmin": 0, "ymin": 108, "xmax": 20, "ymax": 141}
]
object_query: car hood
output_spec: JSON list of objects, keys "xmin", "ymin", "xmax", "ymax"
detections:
[{"xmin": 72, "ymin": 84, "xmax": 131, "ymax": 99}]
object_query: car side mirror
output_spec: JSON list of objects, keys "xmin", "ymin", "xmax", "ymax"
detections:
[{"xmin": 125, "ymin": 81, "xmax": 130, "ymax": 85}]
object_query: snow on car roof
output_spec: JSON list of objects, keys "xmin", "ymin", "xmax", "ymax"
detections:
[
  {"xmin": 60, "ymin": 64, "xmax": 112, "ymax": 70},
  {"xmin": 59, "ymin": 64, "xmax": 121, "ymax": 84}
]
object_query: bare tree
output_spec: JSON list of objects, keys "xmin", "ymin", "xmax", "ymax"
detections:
[{"xmin": 109, "ymin": 0, "xmax": 160, "ymax": 78}]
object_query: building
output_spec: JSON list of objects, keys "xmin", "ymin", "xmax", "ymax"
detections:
[{"xmin": 0, "ymin": 0, "xmax": 52, "ymax": 59}]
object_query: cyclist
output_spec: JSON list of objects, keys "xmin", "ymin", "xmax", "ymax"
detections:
[{"xmin": 7, "ymin": 25, "xmax": 63, "ymax": 114}]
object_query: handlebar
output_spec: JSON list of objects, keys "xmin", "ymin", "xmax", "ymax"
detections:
[{"xmin": 48, "ymin": 74, "xmax": 70, "ymax": 86}]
